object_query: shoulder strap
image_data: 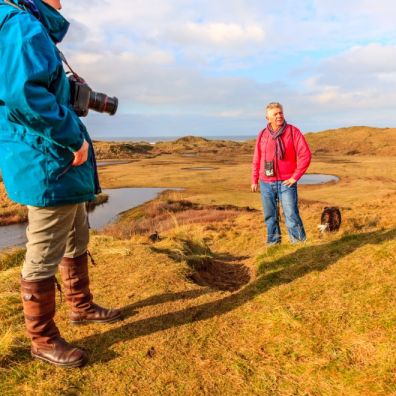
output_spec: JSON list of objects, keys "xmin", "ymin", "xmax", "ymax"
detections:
[
  {"xmin": 57, "ymin": 49, "xmax": 85, "ymax": 82},
  {"xmin": 3, "ymin": 0, "xmax": 42, "ymax": 21},
  {"xmin": 58, "ymin": 50, "xmax": 75, "ymax": 74},
  {"xmin": 4, "ymin": 0, "xmax": 22, "ymax": 10}
]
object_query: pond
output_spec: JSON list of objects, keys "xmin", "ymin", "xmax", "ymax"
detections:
[
  {"xmin": 0, "ymin": 187, "xmax": 170, "ymax": 251},
  {"xmin": 0, "ymin": 223, "xmax": 27, "ymax": 251},
  {"xmin": 181, "ymin": 167, "xmax": 219, "ymax": 171},
  {"xmin": 88, "ymin": 187, "xmax": 170, "ymax": 229},
  {"xmin": 299, "ymin": 174, "xmax": 339, "ymax": 184},
  {"xmin": 97, "ymin": 160, "xmax": 133, "ymax": 167}
]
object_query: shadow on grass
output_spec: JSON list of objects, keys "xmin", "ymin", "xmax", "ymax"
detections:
[
  {"xmin": 80, "ymin": 228, "xmax": 396, "ymax": 363},
  {"xmin": 122, "ymin": 288, "xmax": 212, "ymax": 318}
]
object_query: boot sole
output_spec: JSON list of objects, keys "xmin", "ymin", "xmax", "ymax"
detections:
[
  {"xmin": 70, "ymin": 315, "xmax": 122, "ymax": 325},
  {"xmin": 32, "ymin": 351, "xmax": 87, "ymax": 368}
]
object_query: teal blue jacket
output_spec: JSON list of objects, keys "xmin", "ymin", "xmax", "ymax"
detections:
[{"xmin": 0, "ymin": 0, "xmax": 99, "ymax": 207}]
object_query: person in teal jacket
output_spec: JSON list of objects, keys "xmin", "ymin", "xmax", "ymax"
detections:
[{"xmin": 0, "ymin": 0, "xmax": 121, "ymax": 368}]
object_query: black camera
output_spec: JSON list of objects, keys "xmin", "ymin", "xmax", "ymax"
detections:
[
  {"xmin": 69, "ymin": 75, "xmax": 118, "ymax": 117},
  {"xmin": 264, "ymin": 160, "xmax": 274, "ymax": 176}
]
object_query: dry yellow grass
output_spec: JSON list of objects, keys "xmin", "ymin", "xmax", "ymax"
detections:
[
  {"xmin": 305, "ymin": 126, "xmax": 396, "ymax": 156},
  {"xmin": 0, "ymin": 183, "xmax": 27, "ymax": 225},
  {"xmin": 0, "ymin": 127, "xmax": 396, "ymax": 395}
]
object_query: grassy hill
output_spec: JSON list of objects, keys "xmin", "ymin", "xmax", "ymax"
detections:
[
  {"xmin": 305, "ymin": 126, "xmax": 396, "ymax": 156},
  {"xmin": 92, "ymin": 126, "xmax": 396, "ymax": 160},
  {"xmin": 0, "ymin": 127, "xmax": 396, "ymax": 395}
]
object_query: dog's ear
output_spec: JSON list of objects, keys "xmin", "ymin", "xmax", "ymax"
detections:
[
  {"xmin": 328, "ymin": 207, "xmax": 341, "ymax": 231},
  {"xmin": 320, "ymin": 207, "xmax": 341, "ymax": 232},
  {"xmin": 321, "ymin": 208, "xmax": 329, "ymax": 223}
]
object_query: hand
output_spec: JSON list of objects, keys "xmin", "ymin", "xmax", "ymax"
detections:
[
  {"xmin": 282, "ymin": 178, "xmax": 296, "ymax": 187},
  {"xmin": 251, "ymin": 183, "xmax": 258, "ymax": 192},
  {"xmin": 72, "ymin": 139, "xmax": 89, "ymax": 166}
]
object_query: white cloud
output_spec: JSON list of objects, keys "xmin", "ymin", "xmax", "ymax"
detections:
[
  {"xmin": 58, "ymin": 1, "xmax": 396, "ymax": 135},
  {"xmin": 310, "ymin": 44, "xmax": 396, "ymax": 91},
  {"xmin": 173, "ymin": 22, "xmax": 265, "ymax": 47}
]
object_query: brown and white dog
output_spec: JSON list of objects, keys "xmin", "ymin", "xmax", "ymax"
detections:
[{"xmin": 318, "ymin": 207, "xmax": 342, "ymax": 232}]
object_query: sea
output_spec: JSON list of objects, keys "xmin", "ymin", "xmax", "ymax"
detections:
[{"xmin": 93, "ymin": 135, "xmax": 256, "ymax": 144}]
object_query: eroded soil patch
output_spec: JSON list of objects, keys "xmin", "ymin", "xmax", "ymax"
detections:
[
  {"xmin": 187, "ymin": 259, "xmax": 251, "ymax": 291},
  {"xmin": 152, "ymin": 238, "xmax": 251, "ymax": 291}
]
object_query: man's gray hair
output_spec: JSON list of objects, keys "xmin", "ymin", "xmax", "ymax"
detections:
[{"xmin": 266, "ymin": 102, "xmax": 283, "ymax": 113}]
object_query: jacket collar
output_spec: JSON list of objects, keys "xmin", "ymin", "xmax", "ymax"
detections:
[{"xmin": 5, "ymin": 0, "xmax": 69, "ymax": 43}]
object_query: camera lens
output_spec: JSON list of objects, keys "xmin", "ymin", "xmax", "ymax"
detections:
[{"xmin": 89, "ymin": 91, "xmax": 118, "ymax": 116}]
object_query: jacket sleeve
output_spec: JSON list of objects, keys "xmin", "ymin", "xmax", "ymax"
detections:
[
  {"xmin": 1, "ymin": 14, "xmax": 84, "ymax": 152},
  {"xmin": 291, "ymin": 127, "xmax": 312, "ymax": 181},
  {"xmin": 251, "ymin": 131, "xmax": 263, "ymax": 184}
]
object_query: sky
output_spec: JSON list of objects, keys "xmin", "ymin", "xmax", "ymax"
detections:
[{"xmin": 61, "ymin": 0, "xmax": 396, "ymax": 138}]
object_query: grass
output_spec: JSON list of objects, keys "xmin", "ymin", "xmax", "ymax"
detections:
[
  {"xmin": 86, "ymin": 193, "xmax": 109, "ymax": 211},
  {"xmin": 93, "ymin": 140, "xmax": 155, "ymax": 159},
  {"xmin": 0, "ymin": 126, "xmax": 395, "ymax": 395},
  {"xmin": 0, "ymin": 183, "xmax": 27, "ymax": 225},
  {"xmin": 102, "ymin": 197, "xmax": 256, "ymax": 240},
  {"xmin": 0, "ymin": 248, "xmax": 25, "ymax": 271}
]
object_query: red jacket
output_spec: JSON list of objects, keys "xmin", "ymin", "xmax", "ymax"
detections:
[{"xmin": 251, "ymin": 124, "xmax": 311, "ymax": 184}]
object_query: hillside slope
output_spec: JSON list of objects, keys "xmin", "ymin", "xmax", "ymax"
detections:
[{"xmin": 305, "ymin": 126, "xmax": 396, "ymax": 156}]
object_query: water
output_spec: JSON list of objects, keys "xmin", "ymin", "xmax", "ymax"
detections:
[
  {"xmin": 299, "ymin": 174, "xmax": 339, "ymax": 184},
  {"xmin": 181, "ymin": 167, "xmax": 218, "ymax": 171},
  {"xmin": 0, "ymin": 223, "xmax": 27, "ymax": 251},
  {"xmin": 88, "ymin": 187, "xmax": 169, "ymax": 229},
  {"xmin": 0, "ymin": 187, "xmax": 171, "ymax": 251},
  {"xmin": 97, "ymin": 160, "xmax": 133, "ymax": 167}
]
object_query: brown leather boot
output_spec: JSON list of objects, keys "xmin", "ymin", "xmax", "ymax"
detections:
[
  {"xmin": 21, "ymin": 276, "xmax": 87, "ymax": 368},
  {"xmin": 59, "ymin": 252, "xmax": 121, "ymax": 324}
]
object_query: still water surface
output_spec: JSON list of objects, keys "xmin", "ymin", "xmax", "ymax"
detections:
[
  {"xmin": 0, "ymin": 187, "xmax": 169, "ymax": 250},
  {"xmin": 300, "ymin": 174, "xmax": 339, "ymax": 184}
]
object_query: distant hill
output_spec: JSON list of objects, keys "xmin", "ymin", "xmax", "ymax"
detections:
[
  {"xmin": 155, "ymin": 135, "xmax": 250, "ymax": 154},
  {"xmin": 305, "ymin": 126, "xmax": 396, "ymax": 156},
  {"xmin": 93, "ymin": 140, "xmax": 155, "ymax": 159},
  {"xmin": 93, "ymin": 127, "xmax": 396, "ymax": 159}
]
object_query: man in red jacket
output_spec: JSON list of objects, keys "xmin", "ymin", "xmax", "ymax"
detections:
[{"xmin": 251, "ymin": 102, "xmax": 311, "ymax": 244}]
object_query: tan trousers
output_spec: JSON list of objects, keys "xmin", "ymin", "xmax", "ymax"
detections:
[{"xmin": 22, "ymin": 203, "xmax": 89, "ymax": 281}]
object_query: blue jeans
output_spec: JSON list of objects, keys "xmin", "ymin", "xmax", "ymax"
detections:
[{"xmin": 259, "ymin": 180, "xmax": 306, "ymax": 244}]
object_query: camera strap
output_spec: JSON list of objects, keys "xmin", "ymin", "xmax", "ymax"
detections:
[
  {"xmin": 58, "ymin": 50, "xmax": 75, "ymax": 75},
  {"xmin": 4, "ymin": 0, "xmax": 22, "ymax": 10},
  {"xmin": 58, "ymin": 49, "xmax": 85, "ymax": 82}
]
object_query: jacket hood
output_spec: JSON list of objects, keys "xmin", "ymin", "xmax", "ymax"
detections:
[{"xmin": 4, "ymin": 0, "xmax": 69, "ymax": 43}]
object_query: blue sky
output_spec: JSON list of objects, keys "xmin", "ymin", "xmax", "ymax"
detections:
[{"xmin": 61, "ymin": 0, "xmax": 396, "ymax": 137}]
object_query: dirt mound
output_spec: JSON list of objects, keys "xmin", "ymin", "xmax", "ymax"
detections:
[{"xmin": 187, "ymin": 259, "xmax": 251, "ymax": 291}]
